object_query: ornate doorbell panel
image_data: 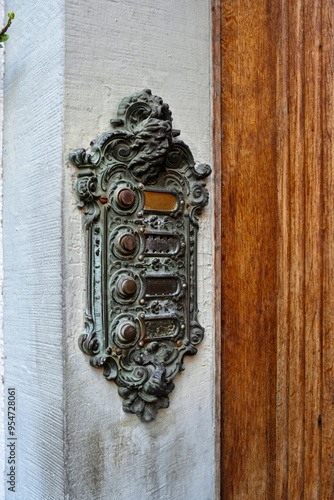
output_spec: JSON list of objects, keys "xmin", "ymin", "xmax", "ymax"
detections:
[{"xmin": 69, "ymin": 89, "xmax": 211, "ymax": 421}]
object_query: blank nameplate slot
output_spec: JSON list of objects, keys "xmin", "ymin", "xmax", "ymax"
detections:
[
  {"xmin": 143, "ymin": 191, "xmax": 177, "ymax": 212},
  {"xmin": 144, "ymin": 317, "xmax": 179, "ymax": 340},
  {"xmin": 144, "ymin": 233, "xmax": 179, "ymax": 255},
  {"xmin": 144, "ymin": 276, "xmax": 180, "ymax": 297}
]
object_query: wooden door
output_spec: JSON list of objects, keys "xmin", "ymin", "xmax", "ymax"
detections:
[{"xmin": 213, "ymin": 0, "xmax": 334, "ymax": 497}]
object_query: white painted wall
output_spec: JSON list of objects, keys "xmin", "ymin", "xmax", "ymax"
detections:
[
  {"xmin": 3, "ymin": 0, "xmax": 215, "ymax": 498},
  {"xmin": 2, "ymin": 1, "xmax": 65, "ymax": 498},
  {"xmin": 0, "ymin": 4, "xmax": 5, "ymax": 499}
]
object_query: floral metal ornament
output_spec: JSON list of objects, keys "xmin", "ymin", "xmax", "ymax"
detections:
[{"xmin": 69, "ymin": 89, "xmax": 211, "ymax": 421}]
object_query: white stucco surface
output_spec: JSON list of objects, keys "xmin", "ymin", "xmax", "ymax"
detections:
[
  {"xmin": 0, "ymin": 4, "xmax": 4, "ymax": 499},
  {"xmin": 2, "ymin": 1, "xmax": 65, "ymax": 498},
  {"xmin": 3, "ymin": 0, "xmax": 215, "ymax": 498}
]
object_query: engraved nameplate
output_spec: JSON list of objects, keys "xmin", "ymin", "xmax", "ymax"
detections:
[{"xmin": 144, "ymin": 232, "xmax": 180, "ymax": 256}]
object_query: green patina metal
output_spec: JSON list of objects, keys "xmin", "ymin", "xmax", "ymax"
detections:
[{"xmin": 69, "ymin": 89, "xmax": 211, "ymax": 421}]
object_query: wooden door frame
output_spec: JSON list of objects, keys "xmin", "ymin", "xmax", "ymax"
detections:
[
  {"xmin": 213, "ymin": 0, "xmax": 334, "ymax": 498},
  {"xmin": 212, "ymin": 1, "xmax": 222, "ymax": 499}
]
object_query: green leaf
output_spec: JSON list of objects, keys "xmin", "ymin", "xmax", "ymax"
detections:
[
  {"xmin": 8, "ymin": 13, "xmax": 15, "ymax": 20},
  {"xmin": 0, "ymin": 44, "xmax": 3, "ymax": 48},
  {"xmin": 0, "ymin": 34, "xmax": 9, "ymax": 42}
]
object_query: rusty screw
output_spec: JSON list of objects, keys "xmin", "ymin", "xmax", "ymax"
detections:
[{"xmin": 99, "ymin": 195, "xmax": 108, "ymax": 204}]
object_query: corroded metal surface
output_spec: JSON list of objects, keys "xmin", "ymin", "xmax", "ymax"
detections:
[{"xmin": 69, "ymin": 89, "xmax": 211, "ymax": 421}]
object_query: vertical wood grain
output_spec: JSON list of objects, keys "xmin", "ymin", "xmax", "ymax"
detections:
[
  {"xmin": 212, "ymin": 0, "xmax": 222, "ymax": 498},
  {"xmin": 320, "ymin": 0, "xmax": 334, "ymax": 496},
  {"xmin": 275, "ymin": 1, "xmax": 289, "ymax": 497},
  {"xmin": 217, "ymin": 0, "xmax": 334, "ymax": 497},
  {"xmin": 285, "ymin": 1, "xmax": 306, "ymax": 497},
  {"xmin": 220, "ymin": 1, "xmax": 278, "ymax": 497},
  {"xmin": 303, "ymin": 1, "xmax": 322, "ymax": 497}
]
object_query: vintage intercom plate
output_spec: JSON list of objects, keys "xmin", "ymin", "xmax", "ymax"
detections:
[{"xmin": 69, "ymin": 89, "xmax": 211, "ymax": 421}]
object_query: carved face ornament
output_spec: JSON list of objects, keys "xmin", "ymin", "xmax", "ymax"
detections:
[{"xmin": 129, "ymin": 117, "xmax": 173, "ymax": 184}]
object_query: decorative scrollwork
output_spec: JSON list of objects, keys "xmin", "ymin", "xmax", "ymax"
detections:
[
  {"xmin": 76, "ymin": 175, "xmax": 98, "ymax": 204},
  {"xmin": 69, "ymin": 146, "xmax": 101, "ymax": 168},
  {"xmin": 78, "ymin": 315, "xmax": 99, "ymax": 355},
  {"xmin": 193, "ymin": 162, "xmax": 212, "ymax": 180},
  {"xmin": 113, "ymin": 89, "xmax": 173, "ymax": 129},
  {"xmin": 104, "ymin": 137, "xmax": 136, "ymax": 163}
]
